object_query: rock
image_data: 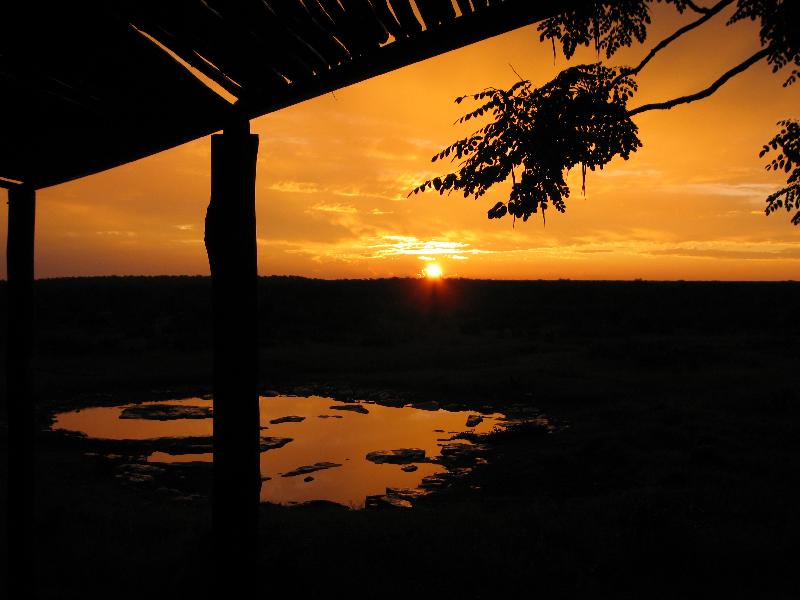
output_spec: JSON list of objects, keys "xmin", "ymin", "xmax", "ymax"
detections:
[
  {"xmin": 439, "ymin": 442, "xmax": 474, "ymax": 456},
  {"xmin": 113, "ymin": 463, "xmax": 163, "ymax": 486},
  {"xmin": 269, "ymin": 415, "xmax": 305, "ymax": 424},
  {"xmin": 438, "ymin": 442, "xmax": 490, "ymax": 464},
  {"xmin": 419, "ymin": 473, "xmax": 452, "ymax": 490},
  {"xmin": 260, "ymin": 476, "xmax": 272, "ymax": 482},
  {"xmin": 401, "ymin": 465, "xmax": 418, "ymax": 472},
  {"xmin": 119, "ymin": 404, "xmax": 212, "ymax": 420},
  {"xmin": 386, "ymin": 487, "xmax": 427, "ymax": 501},
  {"xmin": 433, "ymin": 429, "xmax": 445, "ymax": 433},
  {"xmin": 282, "ymin": 462, "xmax": 342, "ymax": 477},
  {"xmin": 365, "ymin": 495, "xmax": 412, "ymax": 510},
  {"xmin": 119, "ymin": 463, "xmax": 163, "ymax": 475},
  {"xmin": 262, "ymin": 390, "xmax": 281, "ymax": 397},
  {"xmin": 466, "ymin": 415, "xmax": 483, "ymax": 428},
  {"xmin": 375, "ymin": 395, "xmax": 406, "ymax": 407},
  {"xmin": 365, "ymin": 448, "xmax": 426, "ymax": 464},
  {"xmin": 330, "ymin": 404, "xmax": 369, "ymax": 414},
  {"xmin": 303, "ymin": 476, "xmax": 314, "ymax": 482},
  {"xmin": 498, "ymin": 417, "xmax": 552, "ymax": 433},
  {"xmin": 410, "ymin": 400, "xmax": 439, "ymax": 411},
  {"xmin": 259, "ymin": 436, "xmax": 293, "ymax": 451}
]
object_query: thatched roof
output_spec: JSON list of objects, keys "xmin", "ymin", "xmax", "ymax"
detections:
[{"xmin": 0, "ymin": 0, "xmax": 585, "ymax": 189}]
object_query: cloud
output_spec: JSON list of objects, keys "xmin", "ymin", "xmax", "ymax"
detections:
[
  {"xmin": 268, "ymin": 181, "xmax": 321, "ymax": 194},
  {"xmin": 95, "ymin": 230, "xmax": 137, "ymax": 237},
  {"xmin": 672, "ymin": 182, "xmax": 777, "ymax": 199},
  {"xmin": 366, "ymin": 236, "xmax": 482, "ymax": 258},
  {"xmin": 600, "ymin": 168, "xmax": 664, "ymax": 178},
  {"xmin": 308, "ymin": 202, "xmax": 358, "ymax": 214},
  {"xmin": 646, "ymin": 243, "xmax": 800, "ymax": 261}
]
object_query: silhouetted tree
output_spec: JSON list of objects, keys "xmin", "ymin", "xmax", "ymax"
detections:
[{"xmin": 413, "ymin": 0, "xmax": 800, "ymax": 225}]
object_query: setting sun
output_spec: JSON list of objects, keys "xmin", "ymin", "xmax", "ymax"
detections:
[{"xmin": 424, "ymin": 263, "xmax": 443, "ymax": 279}]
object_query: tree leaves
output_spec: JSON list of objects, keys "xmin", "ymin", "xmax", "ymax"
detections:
[
  {"xmin": 411, "ymin": 0, "xmax": 798, "ymax": 228},
  {"xmin": 729, "ymin": 0, "xmax": 800, "ymax": 87},
  {"xmin": 537, "ymin": 1, "xmax": 655, "ymax": 60},
  {"xmin": 762, "ymin": 119, "xmax": 800, "ymax": 225},
  {"xmin": 411, "ymin": 64, "xmax": 642, "ymax": 223}
]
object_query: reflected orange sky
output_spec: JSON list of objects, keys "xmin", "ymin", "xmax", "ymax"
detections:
[
  {"xmin": 1, "ymin": 5, "xmax": 798, "ymax": 280},
  {"xmin": 52, "ymin": 395, "xmax": 504, "ymax": 506}
]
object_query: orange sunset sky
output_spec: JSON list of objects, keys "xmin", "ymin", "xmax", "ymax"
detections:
[{"xmin": 1, "ymin": 3, "xmax": 798, "ymax": 280}]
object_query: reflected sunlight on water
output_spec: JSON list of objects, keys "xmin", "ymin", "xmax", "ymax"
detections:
[{"xmin": 53, "ymin": 395, "xmax": 504, "ymax": 507}]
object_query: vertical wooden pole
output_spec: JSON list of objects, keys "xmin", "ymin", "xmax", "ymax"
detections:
[
  {"xmin": 204, "ymin": 119, "xmax": 261, "ymax": 588},
  {"xmin": 5, "ymin": 184, "xmax": 36, "ymax": 596}
]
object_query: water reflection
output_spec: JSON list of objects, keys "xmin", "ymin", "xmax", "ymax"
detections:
[{"xmin": 52, "ymin": 395, "xmax": 503, "ymax": 507}]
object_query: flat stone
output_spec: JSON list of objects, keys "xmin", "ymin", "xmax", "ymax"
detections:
[
  {"xmin": 119, "ymin": 404, "xmax": 212, "ymax": 420},
  {"xmin": 466, "ymin": 415, "xmax": 483, "ymax": 427},
  {"xmin": 282, "ymin": 462, "xmax": 342, "ymax": 478},
  {"xmin": 260, "ymin": 436, "xmax": 293, "ymax": 452},
  {"xmin": 303, "ymin": 476, "xmax": 314, "ymax": 482},
  {"xmin": 366, "ymin": 448, "xmax": 426, "ymax": 464},
  {"xmin": 386, "ymin": 487, "xmax": 428, "ymax": 501},
  {"xmin": 401, "ymin": 465, "xmax": 418, "ymax": 472},
  {"xmin": 269, "ymin": 415, "xmax": 305, "ymax": 424},
  {"xmin": 439, "ymin": 442, "xmax": 475, "ymax": 456},
  {"xmin": 438, "ymin": 443, "xmax": 489, "ymax": 463},
  {"xmin": 330, "ymin": 404, "xmax": 369, "ymax": 414},
  {"xmin": 419, "ymin": 473, "xmax": 452, "ymax": 490}
]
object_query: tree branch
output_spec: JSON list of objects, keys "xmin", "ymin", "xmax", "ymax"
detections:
[
  {"xmin": 620, "ymin": 0, "xmax": 733, "ymax": 81},
  {"xmin": 684, "ymin": 0, "xmax": 713, "ymax": 14},
  {"xmin": 627, "ymin": 47, "xmax": 770, "ymax": 117}
]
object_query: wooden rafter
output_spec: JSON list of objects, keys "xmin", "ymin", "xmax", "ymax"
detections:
[{"xmin": 0, "ymin": 0, "xmax": 590, "ymax": 189}]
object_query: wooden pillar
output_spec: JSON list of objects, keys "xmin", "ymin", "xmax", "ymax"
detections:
[
  {"xmin": 5, "ymin": 184, "xmax": 36, "ymax": 595},
  {"xmin": 204, "ymin": 119, "xmax": 261, "ymax": 587}
]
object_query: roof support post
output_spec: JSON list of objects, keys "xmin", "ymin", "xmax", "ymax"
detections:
[
  {"xmin": 205, "ymin": 119, "xmax": 261, "ymax": 588},
  {"xmin": 5, "ymin": 184, "xmax": 36, "ymax": 596}
]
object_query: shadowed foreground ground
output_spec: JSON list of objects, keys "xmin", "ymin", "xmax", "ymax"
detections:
[{"xmin": 1, "ymin": 277, "xmax": 798, "ymax": 598}]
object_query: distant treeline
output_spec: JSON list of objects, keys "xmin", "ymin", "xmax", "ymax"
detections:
[{"xmin": 0, "ymin": 276, "xmax": 798, "ymax": 357}]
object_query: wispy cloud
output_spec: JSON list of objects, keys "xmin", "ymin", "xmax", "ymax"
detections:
[
  {"xmin": 308, "ymin": 202, "xmax": 358, "ymax": 214},
  {"xmin": 95, "ymin": 230, "xmax": 137, "ymax": 237},
  {"xmin": 601, "ymin": 168, "xmax": 663, "ymax": 178},
  {"xmin": 672, "ymin": 182, "xmax": 777, "ymax": 199},
  {"xmin": 367, "ymin": 236, "xmax": 483, "ymax": 259},
  {"xmin": 268, "ymin": 181, "xmax": 321, "ymax": 194}
]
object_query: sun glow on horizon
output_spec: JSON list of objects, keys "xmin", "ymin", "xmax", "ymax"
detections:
[{"xmin": 424, "ymin": 263, "xmax": 443, "ymax": 279}]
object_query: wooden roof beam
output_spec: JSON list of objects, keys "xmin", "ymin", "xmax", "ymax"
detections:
[{"xmin": 239, "ymin": 0, "xmax": 593, "ymax": 117}]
